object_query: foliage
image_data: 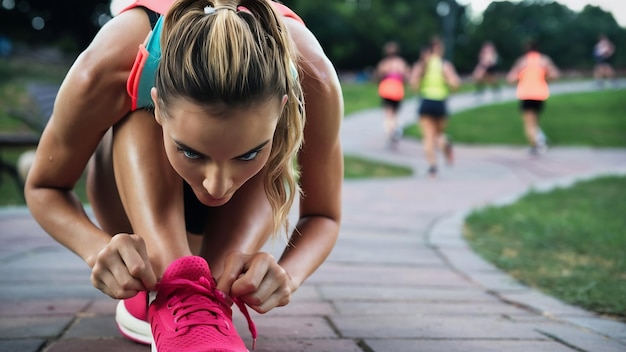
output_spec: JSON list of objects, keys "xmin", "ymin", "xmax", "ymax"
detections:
[
  {"xmin": 1, "ymin": 1, "xmax": 625, "ymax": 73},
  {"xmin": 459, "ymin": 0, "xmax": 625, "ymax": 72}
]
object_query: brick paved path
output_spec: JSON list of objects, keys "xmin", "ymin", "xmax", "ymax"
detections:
[{"xmin": 1, "ymin": 81, "xmax": 625, "ymax": 351}]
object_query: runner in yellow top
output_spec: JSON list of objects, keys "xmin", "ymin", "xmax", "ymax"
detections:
[
  {"xmin": 409, "ymin": 36, "xmax": 460, "ymax": 177},
  {"xmin": 507, "ymin": 39, "xmax": 560, "ymax": 156}
]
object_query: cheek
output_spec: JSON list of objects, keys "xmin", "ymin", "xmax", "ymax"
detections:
[{"xmin": 231, "ymin": 160, "xmax": 268, "ymax": 189}]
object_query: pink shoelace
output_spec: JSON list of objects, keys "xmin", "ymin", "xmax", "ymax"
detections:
[{"xmin": 154, "ymin": 276, "xmax": 258, "ymax": 350}]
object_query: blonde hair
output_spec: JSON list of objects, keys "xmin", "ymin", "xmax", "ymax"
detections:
[{"xmin": 155, "ymin": 0, "xmax": 305, "ymax": 236}]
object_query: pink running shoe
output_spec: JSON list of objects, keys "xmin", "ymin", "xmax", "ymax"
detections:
[
  {"xmin": 149, "ymin": 256, "xmax": 257, "ymax": 352},
  {"xmin": 115, "ymin": 291, "xmax": 152, "ymax": 345}
]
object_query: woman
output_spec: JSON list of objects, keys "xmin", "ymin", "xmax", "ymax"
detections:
[
  {"xmin": 410, "ymin": 37, "xmax": 460, "ymax": 177},
  {"xmin": 507, "ymin": 39, "xmax": 560, "ymax": 156},
  {"xmin": 472, "ymin": 40, "xmax": 500, "ymax": 99},
  {"xmin": 593, "ymin": 33, "xmax": 616, "ymax": 87},
  {"xmin": 375, "ymin": 41, "xmax": 411, "ymax": 148},
  {"xmin": 24, "ymin": 0, "xmax": 343, "ymax": 350}
]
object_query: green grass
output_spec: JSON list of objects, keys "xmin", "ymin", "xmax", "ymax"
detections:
[
  {"xmin": 464, "ymin": 175, "xmax": 626, "ymax": 317},
  {"xmin": 403, "ymin": 88, "xmax": 626, "ymax": 147},
  {"xmin": 341, "ymin": 82, "xmax": 381, "ymax": 116},
  {"xmin": 344, "ymin": 155, "xmax": 412, "ymax": 179}
]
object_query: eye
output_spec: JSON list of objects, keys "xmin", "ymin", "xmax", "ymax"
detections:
[
  {"xmin": 238, "ymin": 150, "xmax": 259, "ymax": 161},
  {"xmin": 177, "ymin": 147, "xmax": 201, "ymax": 160}
]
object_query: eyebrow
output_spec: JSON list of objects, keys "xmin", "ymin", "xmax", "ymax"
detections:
[{"xmin": 173, "ymin": 139, "xmax": 271, "ymax": 160}]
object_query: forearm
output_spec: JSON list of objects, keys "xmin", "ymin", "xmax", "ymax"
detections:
[
  {"xmin": 278, "ymin": 215, "xmax": 340, "ymax": 291},
  {"xmin": 26, "ymin": 187, "xmax": 111, "ymax": 268}
]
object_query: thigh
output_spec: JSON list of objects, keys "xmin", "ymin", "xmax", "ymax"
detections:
[{"xmin": 419, "ymin": 116, "xmax": 437, "ymax": 139}]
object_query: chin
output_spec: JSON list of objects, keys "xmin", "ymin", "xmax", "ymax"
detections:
[{"xmin": 198, "ymin": 193, "xmax": 232, "ymax": 207}]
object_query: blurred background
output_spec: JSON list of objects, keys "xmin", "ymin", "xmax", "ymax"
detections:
[{"xmin": 0, "ymin": 0, "xmax": 624, "ymax": 77}]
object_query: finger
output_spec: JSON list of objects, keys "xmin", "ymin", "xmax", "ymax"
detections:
[
  {"xmin": 216, "ymin": 251, "xmax": 249, "ymax": 294},
  {"xmin": 131, "ymin": 235, "xmax": 157, "ymax": 289},
  {"xmin": 117, "ymin": 236, "xmax": 157, "ymax": 290},
  {"xmin": 230, "ymin": 255, "xmax": 272, "ymax": 298},
  {"xmin": 247, "ymin": 283, "xmax": 291, "ymax": 314},
  {"xmin": 92, "ymin": 265, "xmax": 142, "ymax": 299}
]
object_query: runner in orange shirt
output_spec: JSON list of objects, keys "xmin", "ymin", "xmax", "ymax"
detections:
[
  {"xmin": 374, "ymin": 41, "xmax": 411, "ymax": 149},
  {"xmin": 507, "ymin": 39, "xmax": 560, "ymax": 156}
]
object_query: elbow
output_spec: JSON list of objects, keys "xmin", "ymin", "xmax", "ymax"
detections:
[
  {"xmin": 71, "ymin": 46, "xmax": 130, "ymax": 103},
  {"xmin": 70, "ymin": 51, "xmax": 110, "ymax": 98},
  {"xmin": 24, "ymin": 176, "xmax": 44, "ymax": 219}
]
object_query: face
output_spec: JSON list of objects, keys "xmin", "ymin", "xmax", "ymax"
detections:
[{"xmin": 152, "ymin": 89, "xmax": 285, "ymax": 207}]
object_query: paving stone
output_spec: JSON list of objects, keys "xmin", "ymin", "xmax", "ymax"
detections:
[
  {"xmin": 326, "ymin": 236, "xmax": 442, "ymax": 266},
  {"xmin": 44, "ymin": 338, "xmax": 150, "ymax": 352},
  {"xmin": 84, "ymin": 298, "xmax": 117, "ymax": 314},
  {"xmin": 238, "ymin": 339, "xmax": 362, "ymax": 352},
  {"xmin": 332, "ymin": 301, "xmax": 534, "ymax": 317},
  {"xmin": 319, "ymin": 285, "xmax": 497, "ymax": 302},
  {"xmin": 434, "ymin": 243, "xmax": 500, "ymax": 272},
  {"xmin": 234, "ymin": 316, "xmax": 338, "ymax": 341},
  {"xmin": 308, "ymin": 263, "xmax": 471, "ymax": 287},
  {"xmin": 0, "ymin": 299, "xmax": 90, "ymax": 317},
  {"xmin": 363, "ymin": 339, "xmax": 575, "ymax": 352},
  {"xmin": 0, "ymin": 338, "xmax": 46, "ymax": 352},
  {"xmin": 555, "ymin": 316, "xmax": 626, "ymax": 340},
  {"xmin": 259, "ymin": 301, "xmax": 336, "ymax": 317},
  {"xmin": 0, "ymin": 316, "xmax": 73, "ymax": 339},
  {"xmin": 62, "ymin": 315, "xmax": 120, "ymax": 339},
  {"xmin": 499, "ymin": 290, "xmax": 601, "ymax": 316},
  {"xmin": 332, "ymin": 315, "xmax": 545, "ymax": 339},
  {"xmin": 536, "ymin": 324, "xmax": 626, "ymax": 352}
]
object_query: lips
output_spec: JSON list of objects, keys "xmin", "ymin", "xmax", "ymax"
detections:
[{"xmin": 197, "ymin": 190, "xmax": 230, "ymax": 207}]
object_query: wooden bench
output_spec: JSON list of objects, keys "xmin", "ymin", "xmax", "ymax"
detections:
[{"xmin": 0, "ymin": 83, "xmax": 58, "ymax": 195}]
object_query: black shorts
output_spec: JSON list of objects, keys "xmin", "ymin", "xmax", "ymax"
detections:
[
  {"xmin": 520, "ymin": 100, "xmax": 544, "ymax": 113},
  {"xmin": 184, "ymin": 182, "xmax": 208, "ymax": 235},
  {"xmin": 418, "ymin": 99, "xmax": 448, "ymax": 119},
  {"xmin": 485, "ymin": 64, "xmax": 498, "ymax": 74},
  {"xmin": 594, "ymin": 55, "xmax": 612, "ymax": 65},
  {"xmin": 382, "ymin": 98, "xmax": 401, "ymax": 112}
]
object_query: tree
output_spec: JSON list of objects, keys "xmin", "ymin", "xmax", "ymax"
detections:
[{"xmin": 0, "ymin": 0, "xmax": 110, "ymax": 53}]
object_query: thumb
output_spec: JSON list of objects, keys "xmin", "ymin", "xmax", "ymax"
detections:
[{"xmin": 215, "ymin": 252, "xmax": 247, "ymax": 295}]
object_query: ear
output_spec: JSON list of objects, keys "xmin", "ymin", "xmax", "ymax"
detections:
[
  {"xmin": 281, "ymin": 94, "xmax": 288, "ymax": 108},
  {"xmin": 151, "ymin": 88, "xmax": 163, "ymax": 125}
]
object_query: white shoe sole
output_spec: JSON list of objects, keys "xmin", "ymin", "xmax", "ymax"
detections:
[{"xmin": 115, "ymin": 299, "xmax": 152, "ymax": 345}]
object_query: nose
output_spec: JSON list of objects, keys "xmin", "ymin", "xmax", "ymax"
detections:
[{"xmin": 202, "ymin": 163, "xmax": 233, "ymax": 199}]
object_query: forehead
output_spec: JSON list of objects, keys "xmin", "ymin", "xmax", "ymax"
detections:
[{"xmin": 161, "ymin": 97, "xmax": 282, "ymax": 157}]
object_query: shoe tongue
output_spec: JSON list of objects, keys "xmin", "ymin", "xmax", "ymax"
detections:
[{"xmin": 162, "ymin": 256, "xmax": 212, "ymax": 282}]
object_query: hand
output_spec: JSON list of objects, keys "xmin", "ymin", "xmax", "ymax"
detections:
[
  {"xmin": 90, "ymin": 233, "xmax": 157, "ymax": 299},
  {"xmin": 217, "ymin": 251, "xmax": 294, "ymax": 314}
]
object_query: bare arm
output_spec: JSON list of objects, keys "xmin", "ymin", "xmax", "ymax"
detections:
[
  {"xmin": 506, "ymin": 57, "xmax": 525, "ymax": 84},
  {"xmin": 443, "ymin": 61, "xmax": 461, "ymax": 91},
  {"xmin": 24, "ymin": 9, "xmax": 150, "ymax": 268},
  {"xmin": 409, "ymin": 62, "xmax": 424, "ymax": 91},
  {"xmin": 277, "ymin": 18, "xmax": 343, "ymax": 291},
  {"xmin": 543, "ymin": 56, "xmax": 561, "ymax": 81}
]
